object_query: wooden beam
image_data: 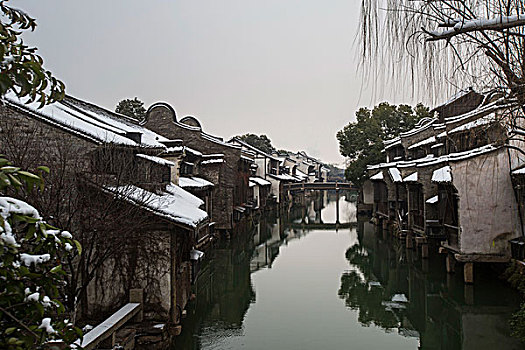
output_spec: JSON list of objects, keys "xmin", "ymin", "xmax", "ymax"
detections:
[
  {"xmin": 464, "ymin": 263, "xmax": 474, "ymax": 284},
  {"xmin": 454, "ymin": 253, "xmax": 509, "ymax": 263},
  {"xmin": 79, "ymin": 303, "xmax": 141, "ymax": 350}
]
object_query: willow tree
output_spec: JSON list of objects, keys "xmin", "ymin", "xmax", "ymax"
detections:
[{"xmin": 360, "ymin": 0, "xmax": 525, "ymax": 106}]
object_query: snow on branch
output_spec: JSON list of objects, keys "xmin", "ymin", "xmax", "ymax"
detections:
[{"xmin": 425, "ymin": 13, "xmax": 525, "ymax": 41}]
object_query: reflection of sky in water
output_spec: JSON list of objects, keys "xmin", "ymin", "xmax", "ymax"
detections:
[
  {"xmin": 321, "ymin": 194, "xmax": 356, "ymax": 223},
  {"xmin": 302, "ymin": 193, "xmax": 356, "ymax": 224}
]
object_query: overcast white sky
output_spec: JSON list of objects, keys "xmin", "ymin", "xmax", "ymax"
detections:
[{"xmin": 17, "ymin": 0, "xmax": 417, "ymax": 164}]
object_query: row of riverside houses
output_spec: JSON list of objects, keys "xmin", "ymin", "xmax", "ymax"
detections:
[
  {"xmin": 360, "ymin": 88, "xmax": 525, "ymax": 284},
  {"xmin": 0, "ymin": 92, "xmax": 329, "ymax": 345}
]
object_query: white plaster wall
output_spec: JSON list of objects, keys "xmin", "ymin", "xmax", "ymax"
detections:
[
  {"xmin": 362, "ymin": 180, "xmax": 374, "ymax": 205},
  {"xmin": 321, "ymin": 169, "xmax": 329, "ymax": 181},
  {"xmin": 255, "ymin": 158, "xmax": 266, "ymax": 178},
  {"xmin": 254, "ymin": 185, "xmax": 260, "ymax": 207},
  {"xmin": 297, "ymin": 162, "xmax": 310, "ymax": 176},
  {"xmin": 452, "ymin": 149, "xmax": 520, "ymax": 255},
  {"xmin": 508, "ymin": 139, "xmax": 525, "ymax": 170},
  {"xmin": 269, "ymin": 177, "xmax": 280, "ymax": 203}
]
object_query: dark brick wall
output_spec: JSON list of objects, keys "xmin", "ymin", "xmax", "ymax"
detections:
[{"xmin": 0, "ymin": 104, "xmax": 192, "ymax": 322}]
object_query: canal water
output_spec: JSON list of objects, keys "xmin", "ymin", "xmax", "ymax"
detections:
[{"xmin": 174, "ymin": 194, "xmax": 524, "ymax": 349}]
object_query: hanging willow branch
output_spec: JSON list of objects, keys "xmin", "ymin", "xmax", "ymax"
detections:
[{"xmin": 359, "ymin": 0, "xmax": 525, "ymax": 104}]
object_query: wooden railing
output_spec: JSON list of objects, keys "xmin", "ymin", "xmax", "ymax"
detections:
[
  {"xmin": 283, "ymin": 182, "xmax": 358, "ymax": 192},
  {"xmin": 77, "ymin": 289, "xmax": 143, "ymax": 350}
]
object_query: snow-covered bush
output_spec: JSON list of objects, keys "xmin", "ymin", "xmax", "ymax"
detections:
[
  {"xmin": 0, "ymin": 0, "xmax": 65, "ymax": 106},
  {"xmin": 0, "ymin": 156, "xmax": 82, "ymax": 349}
]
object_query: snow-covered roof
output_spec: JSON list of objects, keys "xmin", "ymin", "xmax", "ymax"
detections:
[
  {"xmin": 426, "ymin": 195, "xmax": 439, "ymax": 204},
  {"xmin": 403, "ymin": 172, "xmax": 418, "ymax": 182},
  {"xmin": 383, "ymin": 137, "xmax": 401, "ymax": 150},
  {"xmin": 400, "ymin": 118, "xmax": 437, "ymax": 138},
  {"xmin": 165, "ymin": 146, "xmax": 184, "ymax": 154},
  {"xmin": 294, "ymin": 168, "xmax": 309, "ymax": 180},
  {"xmin": 437, "ymin": 113, "xmax": 497, "ymax": 137},
  {"xmin": 241, "ymin": 154, "xmax": 255, "ymax": 162},
  {"xmin": 368, "ymin": 144, "xmax": 498, "ymax": 170},
  {"xmin": 407, "ymin": 136, "xmax": 436, "ymax": 150},
  {"xmin": 106, "ymin": 184, "xmax": 207, "ymax": 228},
  {"xmin": 432, "ymin": 166, "xmax": 452, "ymax": 183},
  {"xmin": 201, "ymin": 159, "xmax": 224, "ymax": 165},
  {"xmin": 269, "ymin": 173, "xmax": 297, "ymax": 182},
  {"xmin": 3, "ymin": 92, "xmax": 169, "ymax": 148},
  {"xmin": 388, "ymin": 168, "xmax": 403, "ymax": 183},
  {"xmin": 250, "ymin": 177, "xmax": 272, "ymax": 186},
  {"xmin": 249, "ymin": 181, "xmax": 256, "ymax": 188},
  {"xmin": 136, "ymin": 154, "xmax": 175, "ymax": 167},
  {"xmin": 184, "ymin": 147, "xmax": 202, "ymax": 157},
  {"xmin": 229, "ymin": 138, "xmax": 280, "ymax": 161},
  {"xmin": 200, "ymin": 132, "xmax": 241, "ymax": 150},
  {"xmin": 418, "ymin": 144, "xmax": 498, "ymax": 167},
  {"xmin": 178, "ymin": 176, "xmax": 214, "ymax": 189},
  {"xmin": 512, "ymin": 167, "xmax": 525, "ymax": 175},
  {"xmin": 370, "ymin": 171, "xmax": 384, "ymax": 181},
  {"xmin": 432, "ymin": 88, "xmax": 473, "ymax": 110}
]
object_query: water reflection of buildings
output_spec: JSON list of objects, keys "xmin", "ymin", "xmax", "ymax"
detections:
[
  {"xmin": 250, "ymin": 212, "xmax": 312, "ymax": 272},
  {"xmin": 174, "ymin": 224, "xmax": 256, "ymax": 349},
  {"xmin": 339, "ymin": 219, "xmax": 523, "ymax": 350},
  {"xmin": 176, "ymin": 195, "xmax": 356, "ymax": 349},
  {"xmin": 251, "ymin": 216, "xmax": 283, "ymax": 272}
]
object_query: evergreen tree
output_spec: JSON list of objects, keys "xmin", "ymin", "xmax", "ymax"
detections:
[
  {"xmin": 337, "ymin": 103, "xmax": 430, "ymax": 186},
  {"xmin": 115, "ymin": 97, "xmax": 146, "ymax": 122},
  {"xmin": 238, "ymin": 134, "xmax": 276, "ymax": 154}
]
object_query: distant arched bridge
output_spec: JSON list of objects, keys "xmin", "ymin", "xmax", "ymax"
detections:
[{"xmin": 283, "ymin": 181, "xmax": 358, "ymax": 192}]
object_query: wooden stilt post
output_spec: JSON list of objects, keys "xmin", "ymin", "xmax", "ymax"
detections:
[
  {"xmin": 446, "ymin": 273, "xmax": 454, "ymax": 289},
  {"xmin": 336, "ymin": 189, "xmax": 340, "ymax": 224},
  {"xmin": 421, "ymin": 243, "xmax": 429, "ymax": 259},
  {"xmin": 422, "ymin": 259, "xmax": 429, "ymax": 273},
  {"xmin": 464, "ymin": 285, "xmax": 474, "ymax": 305},
  {"xmin": 406, "ymin": 231, "xmax": 414, "ymax": 249},
  {"xmin": 464, "ymin": 262, "xmax": 474, "ymax": 284},
  {"xmin": 446, "ymin": 253, "xmax": 456, "ymax": 273}
]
